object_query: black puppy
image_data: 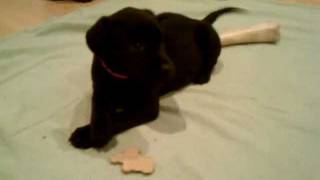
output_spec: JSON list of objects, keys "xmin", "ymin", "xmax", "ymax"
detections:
[{"xmin": 70, "ymin": 7, "xmax": 239, "ymax": 149}]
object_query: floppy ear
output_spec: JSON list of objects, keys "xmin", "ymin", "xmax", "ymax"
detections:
[
  {"xmin": 86, "ymin": 16, "xmax": 110, "ymax": 54},
  {"xmin": 143, "ymin": 9, "xmax": 156, "ymax": 16}
]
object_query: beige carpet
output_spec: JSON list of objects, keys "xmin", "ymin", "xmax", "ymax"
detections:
[
  {"xmin": 0, "ymin": 0, "xmax": 319, "ymax": 37},
  {"xmin": 0, "ymin": 0, "xmax": 103, "ymax": 37}
]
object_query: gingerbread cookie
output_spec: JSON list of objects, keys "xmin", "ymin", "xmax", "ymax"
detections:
[{"xmin": 110, "ymin": 147, "xmax": 155, "ymax": 174}]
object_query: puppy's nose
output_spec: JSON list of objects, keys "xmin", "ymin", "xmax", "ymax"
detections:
[
  {"xmin": 130, "ymin": 42, "xmax": 145, "ymax": 52},
  {"xmin": 136, "ymin": 43, "xmax": 145, "ymax": 51}
]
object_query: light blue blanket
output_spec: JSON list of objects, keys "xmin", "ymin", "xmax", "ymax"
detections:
[{"xmin": 1, "ymin": 0, "xmax": 320, "ymax": 179}]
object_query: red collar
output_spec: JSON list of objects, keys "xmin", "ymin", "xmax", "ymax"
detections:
[{"xmin": 96, "ymin": 56, "xmax": 128, "ymax": 80}]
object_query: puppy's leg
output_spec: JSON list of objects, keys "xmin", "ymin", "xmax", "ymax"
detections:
[
  {"xmin": 70, "ymin": 90, "xmax": 113, "ymax": 149},
  {"xmin": 193, "ymin": 24, "xmax": 221, "ymax": 84},
  {"xmin": 69, "ymin": 90, "xmax": 160, "ymax": 149},
  {"xmin": 113, "ymin": 91, "xmax": 160, "ymax": 135}
]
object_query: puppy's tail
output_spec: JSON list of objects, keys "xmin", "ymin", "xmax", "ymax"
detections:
[{"xmin": 203, "ymin": 7, "xmax": 244, "ymax": 24}]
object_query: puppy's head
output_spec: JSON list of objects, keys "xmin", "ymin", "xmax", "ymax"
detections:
[{"xmin": 86, "ymin": 7, "xmax": 172, "ymax": 80}]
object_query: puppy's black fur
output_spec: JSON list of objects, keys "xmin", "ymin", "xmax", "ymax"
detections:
[{"xmin": 69, "ymin": 7, "xmax": 240, "ymax": 149}]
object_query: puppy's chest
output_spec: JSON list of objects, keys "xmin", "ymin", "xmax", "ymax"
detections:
[{"xmin": 107, "ymin": 85, "xmax": 145, "ymax": 114}]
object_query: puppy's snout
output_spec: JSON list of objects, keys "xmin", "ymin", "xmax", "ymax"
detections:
[
  {"xmin": 162, "ymin": 63, "xmax": 175, "ymax": 79},
  {"xmin": 159, "ymin": 55, "xmax": 175, "ymax": 80}
]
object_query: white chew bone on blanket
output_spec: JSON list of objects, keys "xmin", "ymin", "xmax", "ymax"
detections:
[
  {"xmin": 220, "ymin": 22, "xmax": 281, "ymax": 47},
  {"xmin": 110, "ymin": 147, "xmax": 155, "ymax": 174}
]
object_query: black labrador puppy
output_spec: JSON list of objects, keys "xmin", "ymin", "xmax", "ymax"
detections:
[{"xmin": 70, "ymin": 7, "xmax": 239, "ymax": 149}]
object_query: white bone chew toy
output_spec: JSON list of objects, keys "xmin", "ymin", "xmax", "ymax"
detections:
[{"xmin": 220, "ymin": 22, "xmax": 280, "ymax": 47}]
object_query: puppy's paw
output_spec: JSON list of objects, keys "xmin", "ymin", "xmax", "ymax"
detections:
[
  {"xmin": 69, "ymin": 125, "xmax": 93, "ymax": 149},
  {"xmin": 193, "ymin": 74, "xmax": 210, "ymax": 85}
]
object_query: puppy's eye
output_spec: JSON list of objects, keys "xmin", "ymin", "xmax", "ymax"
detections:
[{"xmin": 133, "ymin": 42, "xmax": 145, "ymax": 51}]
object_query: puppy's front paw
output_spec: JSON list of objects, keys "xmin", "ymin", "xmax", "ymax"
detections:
[
  {"xmin": 193, "ymin": 74, "xmax": 210, "ymax": 84},
  {"xmin": 69, "ymin": 125, "xmax": 93, "ymax": 149}
]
